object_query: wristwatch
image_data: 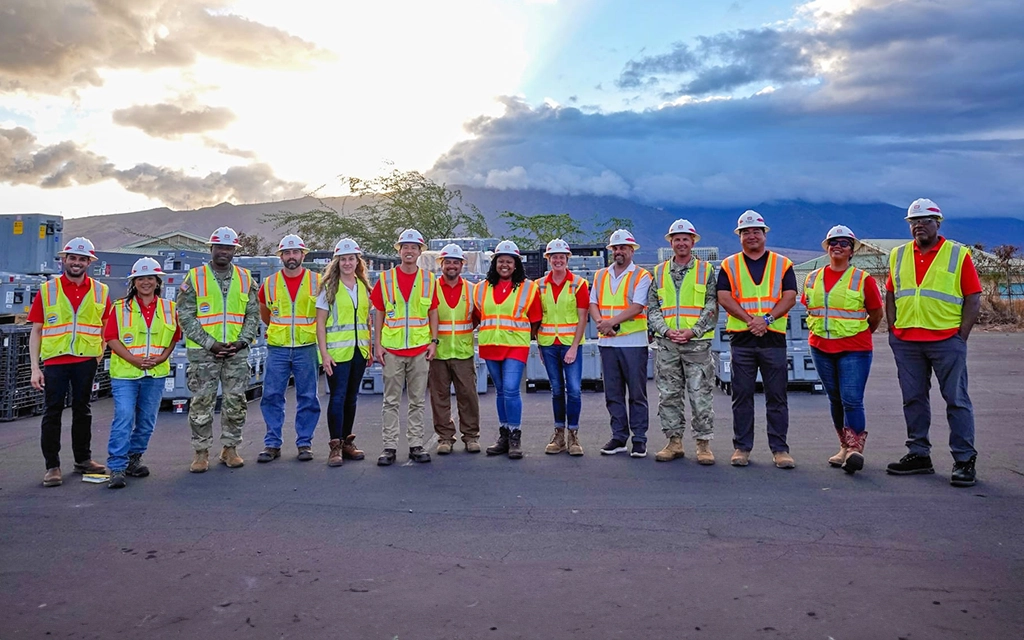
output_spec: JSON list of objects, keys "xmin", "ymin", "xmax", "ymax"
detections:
[
  {"xmin": 430, "ymin": 338, "xmax": 440, "ymax": 345},
  {"xmin": 763, "ymin": 314, "xmax": 775, "ymax": 326}
]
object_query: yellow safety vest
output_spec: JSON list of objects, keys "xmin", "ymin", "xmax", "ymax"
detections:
[
  {"xmin": 804, "ymin": 267, "xmax": 869, "ymax": 339},
  {"xmin": 654, "ymin": 259, "xmax": 711, "ymax": 337},
  {"xmin": 890, "ymin": 240, "xmax": 967, "ymax": 331},
  {"xmin": 475, "ymin": 280, "xmax": 539, "ymax": 348},
  {"xmin": 185, "ymin": 264, "xmax": 252, "ymax": 349},
  {"xmin": 721, "ymin": 251, "xmax": 792, "ymax": 334},
  {"xmin": 380, "ymin": 267, "xmax": 436, "ymax": 351},
  {"xmin": 110, "ymin": 298, "xmax": 178, "ymax": 379},
  {"xmin": 39, "ymin": 277, "xmax": 109, "ymax": 360},
  {"xmin": 594, "ymin": 266, "xmax": 651, "ymax": 337},
  {"xmin": 436, "ymin": 279, "xmax": 475, "ymax": 360},
  {"xmin": 538, "ymin": 273, "xmax": 586, "ymax": 347},
  {"xmin": 324, "ymin": 282, "xmax": 371, "ymax": 362},
  {"xmin": 265, "ymin": 269, "xmax": 320, "ymax": 347}
]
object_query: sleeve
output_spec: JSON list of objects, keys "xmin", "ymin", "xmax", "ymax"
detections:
[
  {"xmin": 526, "ymin": 293, "xmax": 543, "ymax": 323},
  {"xmin": 370, "ymin": 281, "xmax": 385, "ymax": 312},
  {"xmin": 574, "ymin": 281, "xmax": 590, "ymax": 309},
  {"xmin": 430, "ymin": 285, "xmax": 440, "ymax": 311},
  {"xmin": 782, "ymin": 266, "xmax": 797, "ymax": 292},
  {"xmin": 172, "ymin": 324, "xmax": 183, "ymax": 343},
  {"xmin": 960, "ymin": 254, "xmax": 983, "ymax": 296},
  {"xmin": 885, "ymin": 273, "xmax": 894, "ymax": 293},
  {"xmin": 646, "ymin": 276, "xmax": 668, "ymax": 336},
  {"xmin": 315, "ymin": 291, "xmax": 330, "ymax": 311},
  {"xmin": 631, "ymin": 271, "xmax": 652, "ymax": 306},
  {"xmin": 801, "ymin": 290, "xmax": 808, "ymax": 306},
  {"xmin": 174, "ymin": 272, "xmax": 215, "ymax": 350},
  {"xmin": 863, "ymin": 275, "xmax": 883, "ymax": 310},
  {"xmin": 238, "ymin": 280, "xmax": 262, "ymax": 345},
  {"xmin": 103, "ymin": 306, "xmax": 121, "ymax": 341},
  {"xmin": 589, "ymin": 273, "xmax": 600, "ymax": 305},
  {"xmin": 716, "ymin": 267, "xmax": 733, "ymax": 293},
  {"xmin": 691, "ymin": 266, "xmax": 720, "ymax": 339},
  {"xmin": 27, "ymin": 291, "xmax": 44, "ymax": 323},
  {"xmin": 257, "ymin": 282, "xmax": 266, "ymax": 305}
]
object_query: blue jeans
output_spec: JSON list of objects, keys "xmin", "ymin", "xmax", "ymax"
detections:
[
  {"xmin": 106, "ymin": 376, "xmax": 164, "ymax": 473},
  {"xmin": 485, "ymin": 358, "xmax": 526, "ymax": 430},
  {"xmin": 810, "ymin": 347, "xmax": 872, "ymax": 434},
  {"xmin": 540, "ymin": 344, "xmax": 583, "ymax": 429},
  {"xmin": 325, "ymin": 351, "xmax": 367, "ymax": 441},
  {"xmin": 261, "ymin": 345, "xmax": 321, "ymax": 449}
]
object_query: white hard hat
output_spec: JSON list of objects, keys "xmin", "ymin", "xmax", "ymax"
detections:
[
  {"xmin": 437, "ymin": 243, "xmax": 466, "ymax": 262},
  {"xmin": 665, "ymin": 219, "xmax": 701, "ymax": 243},
  {"xmin": 208, "ymin": 226, "xmax": 240, "ymax": 246},
  {"xmin": 821, "ymin": 225, "xmax": 861, "ymax": 252},
  {"xmin": 333, "ymin": 238, "xmax": 362, "ymax": 257},
  {"xmin": 906, "ymin": 198, "xmax": 943, "ymax": 221},
  {"xmin": 277, "ymin": 233, "xmax": 308, "ymax": 254},
  {"xmin": 493, "ymin": 239, "xmax": 522, "ymax": 257},
  {"xmin": 394, "ymin": 228, "xmax": 427, "ymax": 251},
  {"xmin": 128, "ymin": 257, "xmax": 165, "ymax": 279},
  {"xmin": 607, "ymin": 229, "xmax": 640, "ymax": 249},
  {"xmin": 59, "ymin": 237, "xmax": 98, "ymax": 261},
  {"xmin": 544, "ymin": 238, "xmax": 571, "ymax": 257},
  {"xmin": 735, "ymin": 210, "xmax": 769, "ymax": 234}
]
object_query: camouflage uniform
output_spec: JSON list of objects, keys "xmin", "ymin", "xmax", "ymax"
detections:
[
  {"xmin": 176, "ymin": 267, "xmax": 261, "ymax": 452},
  {"xmin": 647, "ymin": 259, "xmax": 720, "ymax": 440}
]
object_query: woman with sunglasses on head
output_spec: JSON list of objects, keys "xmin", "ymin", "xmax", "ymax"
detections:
[{"xmin": 801, "ymin": 226, "xmax": 883, "ymax": 474}]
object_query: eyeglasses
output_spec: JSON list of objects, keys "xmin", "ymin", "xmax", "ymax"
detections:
[{"xmin": 827, "ymin": 239, "xmax": 853, "ymax": 248}]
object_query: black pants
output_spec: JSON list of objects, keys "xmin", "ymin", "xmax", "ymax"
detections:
[
  {"xmin": 325, "ymin": 351, "xmax": 367, "ymax": 441},
  {"xmin": 730, "ymin": 346, "xmax": 789, "ymax": 453},
  {"xmin": 40, "ymin": 359, "xmax": 98, "ymax": 469}
]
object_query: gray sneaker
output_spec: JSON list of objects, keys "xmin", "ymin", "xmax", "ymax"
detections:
[{"xmin": 109, "ymin": 471, "xmax": 127, "ymax": 489}]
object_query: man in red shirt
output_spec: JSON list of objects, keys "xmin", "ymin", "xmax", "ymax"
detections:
[
  {"xmin": 884, "ymin": 199, "xmax": 982, "ymax": 486},
  {"xmin": 29, "ymin": 237, "xmax": 113, "ymax": 486}
]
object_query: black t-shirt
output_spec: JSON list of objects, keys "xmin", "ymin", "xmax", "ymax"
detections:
[{"xmin": 716, "ymin": 252, "xmax": 797, "ymax": 349}]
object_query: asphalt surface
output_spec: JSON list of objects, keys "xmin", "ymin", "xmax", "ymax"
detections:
[{"xmin": 1, "ymin": 333, "xmax": 1022, "ymax": 639}]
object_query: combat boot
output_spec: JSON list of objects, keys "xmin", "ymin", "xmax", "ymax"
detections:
[
  {"xmin": 219, "ymin": 446, "xmax": 244, "ymax": 468},
  {"xmin": 545, "ymin": 428, "xmax": 567, "ymax": 454},
  {"xmin": 126, "ymin": 453, "xmax": 150, "ymax": 477},
  {"xmin": 828, "ymin": 428, "xmax": 849, "ymax": 467},
  {"xmin": 465, "ymin": 438, "xmax": 481, "ymax": 453},
  {"xmin": 508, "ymin": 429, "xmax": 523, "ymax": 460},
  {"xmin": 566, "ymin": 429, "xmax": 584, "ymax": 456},
  {"xmin": 486, "ymin": 427, "xmax": 510, "ymax": 456},
  {"xmin": 695, "ymin": 439, "xmax": 715, "ymax": 465},
  {"xmin": 327, "ymin": 439, "xmax": 343, "ymax": 467},
  {"xmin": 190, "ymin": 450, "xmax": 209, "ymax": 473},
  {"xmin": 655, "ymin": 436, "xmax": 685, "ymax": 462},
  {"xmin": 841, "ymin": 428, "xmax": 867, "ymax": 474}
]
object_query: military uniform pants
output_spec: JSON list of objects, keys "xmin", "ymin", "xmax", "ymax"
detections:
[
  {"xmin": 428, "ymin": 357, "xmax": 480, "ymax": 443},
  {"xmin": 655, "ymin": 340, "xmax": 715, "ymax": 440},
  {"xmin": 382, "ymin": 351, "xmax": 429, "ymax": 449},
  {"xmin": 187, "ymin": 350, "xmax": 249, "ymax": 451}
]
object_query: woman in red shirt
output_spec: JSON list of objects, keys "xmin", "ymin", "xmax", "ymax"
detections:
[{"xmin": 801, "ymin": 226, "xmax": 883, "ymax": 474}]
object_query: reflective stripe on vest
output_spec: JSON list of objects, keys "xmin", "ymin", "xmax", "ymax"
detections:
[
  {"xmin": 186, "ymin": 264, "xmax": 251, "ymax": 349},
  {"xmin": 475, "ymin": 279, "xmax": 538, "ymax": 348},
  {"xmin": 804, "ymin": 267, "xmax": 868, "ymax": 340},
  {"xmin": 721, "ymin": 251, "xmax": 792, "ymax": 334},
  {"xmin": 890, "ymin": 240, "xmax": 966, "ymax": 331},
  {"xmin": 594, "ymin": 266, "xmax": 651, "ymax": 337},
  {"xmin": 324, "ymin": 282, "xmax": 371, "ymax": 362},
  {"xmin": 437, "ymin": 279, "xmax": 475, "ymax": 360},
  {"xmin": 110, "ymin": 298, "xmax": 177, "ymax": 379},
  {"xmin": 380, "ymin": 267, "xmax": 435, "ymax": 351},
  {"xmin": 265, "ymin": 269, "xmax": 320, "ymax": 347},
  {"xmin": 39, "ymin": 277, "xmax": 109, "ymax": 360},
  {"xmin": 654, "ymin": 259, "xmax": 711, "ymax": 337},
  {"xmin": 538, "ymin": 273, "xmax": 585, "ymax": 347}
]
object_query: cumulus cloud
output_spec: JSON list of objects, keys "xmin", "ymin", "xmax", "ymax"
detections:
[
  {"xmin": 112, "ymin": 103, "xmax": 236, "ymax": 137},
  {"xmin": 1, "ymin": 126, "xmax": 303, "ymax": 208},
  {"xmin": 0, "ymin": 0, "xmax": 331, "ymax": 94}
]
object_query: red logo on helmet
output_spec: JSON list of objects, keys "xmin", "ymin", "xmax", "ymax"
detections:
[
  {"xmin": 211, "ymin": 236, "xmax": 220, "ymax": 242},
  {"xmin": 626, "ymin": 237, "xmax": 636, "ymax": 243}
]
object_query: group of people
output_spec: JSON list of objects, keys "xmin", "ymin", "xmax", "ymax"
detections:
[{"xmin": 28, "ymin": 197, "xmax": 982, "ymax": 490}]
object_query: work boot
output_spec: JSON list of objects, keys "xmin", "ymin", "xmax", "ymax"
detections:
[
  {"xmin": 950, "ymin": 455, "xmax": 977, "ymax": 487},
  {"xmin": 342, "ymin": 435, "xmax": 365, "ymax": 460},
  {"xmin": 189, "ymin": 450, "xmax": 209, "ymax": 473},
  {"xmin": 465, "ymin": 438, "xmax": 481, "ymax": 453},
  {"xmin": 545, "ymin": 428, "xmax": 567, "ymax": 454},
  {"xmin": 886, "ymin": 453, "xmax": 934, "ymax": 475},
  {"xmin": 108, "ymin": 470, "xmax": 127, "ymax": 489},
  {"xmin": 126, "ymin": 453, "xmax": 150, "ymax": 477},
  {"xmin": 828, "ymin": 428, "xmax": 849, "ymax": 467},
  {"xmin": 73, "ymin": 459, "xmax": 106, "ymax": 474},
  {"xmin": 508, "ymin": 429, "xmax": 523, "ymax": 460},
  {"xmin": 219, "ymin": 446, "xmax": 244, "ymax": 468},
  {"xmin": 327, "ymin": 439, "xmax": 344, "ymax": 467},
  {"xmin": 773, "ymin": 451, "xmax": 796, "ymax": 469},
  {"xmin": 695, "ymin": 439, "xmax": 715, "ymax": 465},
  {"xmin": 730, "ymin": 449, "xmax": 750, "ymax": 467},
  {"xmin": 257, "ymin": 447, "xmax": 280, "ymax": 463},
  {"xmin": 486, "ymin": 427, "xmax": 510, "ymax": 456},
  {"xmin": 42, "ymin": 467, "xmax": 62, "ymax": 487},
  {"xmin": 297, "ymin": 446, "xmax": 313, "ymax": 462},
  {"xmin": 841, "ymin": 428, "xmax": 867, "ymax": 474},
  {"xmin": 567, "ymin": 429, "xmax": 584, "ymax": 456},
  {"xmin": 655, "ymin": 436, "xmax": 685, "ymax": 462},
  {"xmin": 437, "ymin": 440, "xmax": 454, "ymax": 455},
  {"xmin": 377, "ymin": 448, "xmax": 397, "ymax": 466},
  {"xmin": 409, "ymin": 446, "xmax": 431, "ymax": 463}
]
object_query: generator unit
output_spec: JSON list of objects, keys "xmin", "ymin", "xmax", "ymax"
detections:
[{"xmin": 0, "ymin": 214, "xmax": 64, "ymax": 275}]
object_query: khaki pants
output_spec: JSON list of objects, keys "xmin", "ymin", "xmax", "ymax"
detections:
[
  {"xmin": 382, "ymin": 351, "xmax": 429, "ymax": 449},
  {"xmin": 428, "ymin": 358, "xmax": 480, "ymax": 443}
]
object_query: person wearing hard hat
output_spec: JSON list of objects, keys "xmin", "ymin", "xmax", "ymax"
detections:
[
  {"xmin": 176, "ymin": 226, "xmax": 261, "ymax": 473},
  {"xmin": 316, "ymin": 238, "xmax": 373, "ymax": 467},
  {"xmin": 473, "ymin": 240, "xmax": 542, "ymax": 459},
  {"xmin": 29, "ymin": 236, "xmax": 113, "ymax": 487},
  {"xmin": 371, "ymin": 229, "xmax": 440, "ymax": 466},
  {"xmin": 103, "ymin": 258, "xmax": 182, "ymax": 489},
  {"xmin": 884, "ymin": 199, "xmax": 982, "ymax": 487},
  {"xmin": 255, "ymin": 234, "xmax": 323, "ymax": 464},
  {"xmin": 538, "ymin": 239, "xmax": 590, "ymax": 456},
  {"xmin": 589, "ymin": 229, "xmax": 654, "ymax": 458},
  {"xmin": 647, "ymin": 220, "xmax": 720, "ymax": 465},
  {"xmin": 801, "ymin": 226, "xmax": 883, "ymax": 474},
  {"xmin": 428, "ymin": 243, "xmax": 482, "ymax": 455},
  {"xmin": 717, "ymin": 211, "xmax": 798, "ymax": 469}
]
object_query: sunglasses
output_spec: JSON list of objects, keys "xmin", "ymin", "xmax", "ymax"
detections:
[{"xmin": 827, "ymin": 239, "xmax": 854, "ymax": 248}]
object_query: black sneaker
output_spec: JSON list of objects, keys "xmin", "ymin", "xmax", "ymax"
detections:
[
  {"xmin": 108, "ymin": 471, "xmax": 127, "ymax": 489},
  {"xmin": 257, "ymin": 447, "xmax": 281, "ymax": 463},
  {"xmin": 600, "ymin": 439, "xmax": 628, "ymax": 455},
  {"xmin": 126, "ymin": 453, "xmax": 150, "ymax": 477},
  {"xmin": 886, "ymin": 453, "xmax": 935, "ymax": 475},
  {"xmin": 377, "ymin": 448, "xmax": 397, "ymax": 466},
  {"xmin": 630, "ymin": 441, "xmax": 647, "ymax": 458},
  {"xmin": 950, "ymin": 456, "xmax": 977, "ymax": 487},
  {"xmin": 409, "ymin": 446, "xmax": 431, "ymax": 463}
]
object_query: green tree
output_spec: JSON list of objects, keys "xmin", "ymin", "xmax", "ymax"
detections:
[
  {"xmin": 498, "ymin": 211, "xmax": 586, "ymax": 250},
  {"xmin": 593, "ymin": 216, "xmax": 635, "ymax": 244},
  {"xmin": 235, "ymin": 231, "xmax": 276, "ymax": 256}
]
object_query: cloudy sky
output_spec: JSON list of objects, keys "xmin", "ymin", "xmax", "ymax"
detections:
[{"xmin": 2, "ymin": 0, "xmax": 1022, "ymax": 218}]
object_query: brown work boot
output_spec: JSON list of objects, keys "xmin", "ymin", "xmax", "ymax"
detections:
[
  {"xmin": 655, "ymin": 436, "xmax": 686, "ymax": 462},
  {"xmin": 545, "ymin": 428, "xmax": 567, "ymax": 454},
  {"xmin": 437, "ymin": 440, "xmax": 454, "ymax": 455},
  {"xmin": 828, "ymin": 429, "xmax": 849, "ymax": 467},
  {"xmin": 219, "ymin": 446, "xmax": 244, "ymax": 468},
  {"xmin": 73, "ymin": 459, "xmax": 107, "ymax": 474},
  {"xmin": 327, "ymin": 439, "xmax": 344, "ymax": 467},
  {"xmin": 42, "ymin": 467, "xmax": 62, "ymax": 487},
  {"xmin": 695, "ymin": 439, "xmax": 715, "ymax": 465},
  {"xmin": 342, "ymin": 434, "xmax": 365, "ymax": 460},
  {"xmin": 773, "ymin": 451, "xmax": 796, "ymax": 469},
  {"xmin": 842, "ymin": 428, "xmax": 867, "ymax": 474},
  {"xmin": 190, "ymin": 450, "xmax": 209, "ymax": 473},
  {"xmin": 730, "ymin": 449, "xmax": 750, "ymax": 467},
  {"xmin": 465, "ymin": 438, "xmax": 481, "ymax": 453},
  {"xmin": 566, "ymin": 429, "xmax": 584, "ymax": 456}
]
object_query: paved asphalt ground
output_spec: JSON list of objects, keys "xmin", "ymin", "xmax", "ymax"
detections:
[{"xmin": 1, "ymin": 334, "xmax": 1022, "ymax": 639}]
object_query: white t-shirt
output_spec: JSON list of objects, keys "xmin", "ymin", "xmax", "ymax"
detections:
[
  {"xmin": 588, "ymin": 262, "xmax": 651, "ymax": 348},
  {"xmin": 315, "ymin": 282, "xmax": 359, "ymax": 311}
]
